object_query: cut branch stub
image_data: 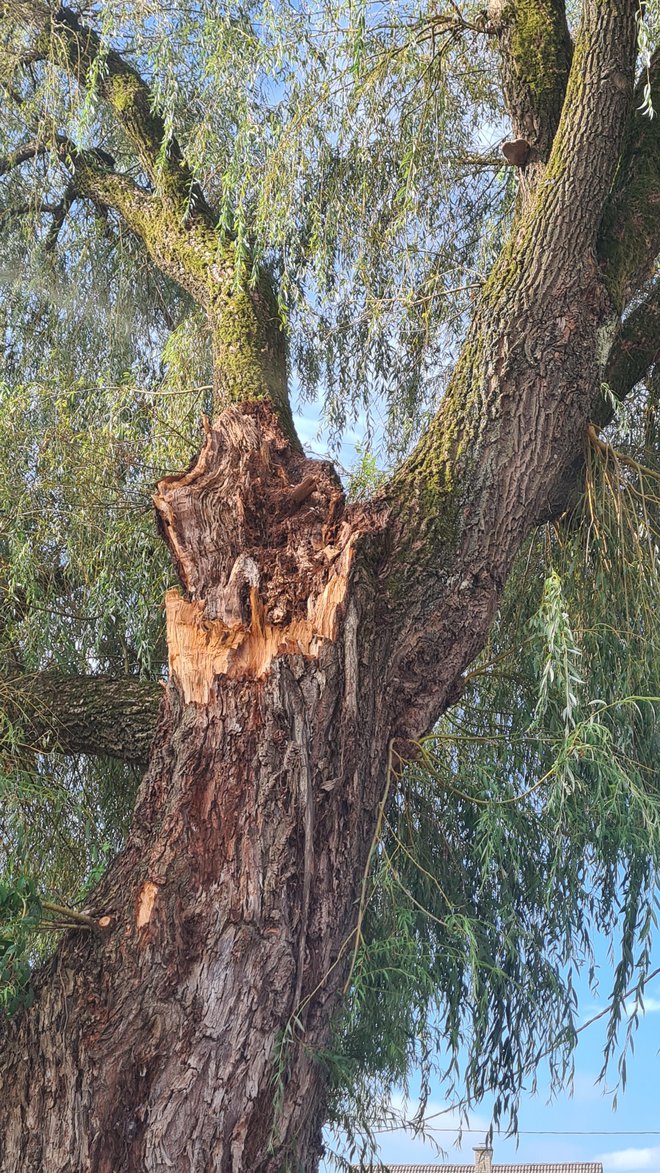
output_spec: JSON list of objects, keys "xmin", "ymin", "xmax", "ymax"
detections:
[
  {"xmin": 502, "ymin": 138, "xmax": 531, "ymax": 167},
  {"xmin": 153, "ymin": 402, "xmax": 361, "ymax": 701}
]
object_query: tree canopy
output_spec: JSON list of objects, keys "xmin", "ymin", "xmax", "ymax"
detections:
[{"xmin": 0, "ymin": 1, "xmax": 659, "ymax": 1165}]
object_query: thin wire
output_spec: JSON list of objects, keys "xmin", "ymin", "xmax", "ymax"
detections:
[
  {"xmin": 374, "ymin": 964, "xmax": 660, "ymax": 1136},
  {"xmin": 376, "ymin": 1126, "xmax": 660, "ymax": 1136}
]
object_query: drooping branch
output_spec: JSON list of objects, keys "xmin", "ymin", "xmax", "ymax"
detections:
[
  {"xmin": 2, "ymin": 670, "xmax": 161, "ymax": 766},
  {"xmin": 599, "ymin": 49, "xmax": 660, "ymax": 309},
  {"xmin": 43, "ymin": 177, "xmax": 76, "ymax": 249},
  {"xmin": 489, "ymin": 0, "xmax": 572, "ymax": 197},
  {"xmin": 12, "ymin": 1, "xmax": 211, "ymax": 216}
]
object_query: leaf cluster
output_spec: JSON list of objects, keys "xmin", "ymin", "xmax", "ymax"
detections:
[{"xmin": 324, "ymin": 420, "xmax": 660, "ymax": 1158}]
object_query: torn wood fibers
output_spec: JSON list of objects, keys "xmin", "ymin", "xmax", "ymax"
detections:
[{"xmin": 153, "ymin": 402, "xmax": 373, "ymax": 704}]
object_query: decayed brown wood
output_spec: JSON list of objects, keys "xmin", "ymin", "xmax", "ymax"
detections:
[{"xmin": 152, "ymin": 403, "xmax": 356, "ymax": 703}]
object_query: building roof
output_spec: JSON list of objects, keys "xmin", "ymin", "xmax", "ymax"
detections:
[{"xmin": 362, "ymin": 1166, "xmax": 604, "ymax": 1173}]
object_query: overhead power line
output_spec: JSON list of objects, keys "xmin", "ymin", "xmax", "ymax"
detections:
[
  {"xmin": 397, "ymin": 1127, "xmax": 660, "ymax": 1136},
  {"xmin": 410, "ymin": 965, "xmax": 660, "ymax": 1131}
]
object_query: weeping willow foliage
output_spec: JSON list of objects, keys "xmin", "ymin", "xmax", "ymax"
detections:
[
  {"xmin": 0, "ymin": 374, "xmax": 205, "ymax": 925},
  {"xmin": 0, "ymin": 0, "xmax": 658, "ymax": 1154},
  {"xmin": 325, "ymin": 410, "xmax": 660, "ymax": 1160},
  {"xmin": 0, "ymin": 0, "xmax": 512, "ymax": 450}
]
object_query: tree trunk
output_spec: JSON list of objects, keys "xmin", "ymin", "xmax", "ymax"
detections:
[
  {"xmin": 2, "ymin": 375, "xmax": 598, "ymax": 1170},
  {"xmin": 0, "ymin": 346, "xmax": 611, "ymax": 1170},
  {"xmin": 0, "ymin": 404, "xmax": 394, "ymax": 1170}
]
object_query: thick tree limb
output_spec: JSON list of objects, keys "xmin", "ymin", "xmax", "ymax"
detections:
[
  {"xmin": 531, "ymin": 0, "xmax": 637, "ymax": 254},
  {"xmin": 381, "ymin": 0, "xmax": 639, "ymax": 740},
  {"xmin": 5, "ymin": 6, "xmax": 299, "ymax": 437},
  {"xmin": 0, "ymin": 122, "xmax": 218, "ymax": 305},
  {"xmin": 11, "ymin": 1, "xmax": 211, "ymax": 217},
  {"xmin": 489, "ymin": 0, "xmax": 572, "ymax": 200},
  {"xmin": 63, "ymin": 142, "xmax": 226, "ymax": 306},
  {"xmin": 66, "ymin": 141, "xmax": 296, "ymax": 433},
  {"xmin": 593, "ymin": 281, "xmax": 660, "ymax": 426},
  {"xmin": 599, "ymin": 50, "xmax": 660, "ymax": 309},
  {"xmin": 2, "ymin": 670, "xmax": 161, "ymax": 766}
]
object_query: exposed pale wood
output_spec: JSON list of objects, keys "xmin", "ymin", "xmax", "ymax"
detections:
[
  {"xmin": 165, "ymin": 541, "xmax": 355, "ymax": 702},
  {"xmin": 135, "ymin": 882, "xmax": 159, "ymax": 929}
]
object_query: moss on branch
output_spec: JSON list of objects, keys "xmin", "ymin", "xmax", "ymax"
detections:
[
  {"xmin": 491, "ymin": 0, "xmax": 572, "ymax": 165},
  {"xmin": 46, "ymin": 5, "xmax": 209, "ymax": 212},
  {"xmin": 598, "ymin": 52, "xmax": 660, "ymax": 310}
]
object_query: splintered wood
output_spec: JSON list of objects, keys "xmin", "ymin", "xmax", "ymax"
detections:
[{"xmin": 165, "ymin": 541, "xmax": 354, "ymax": 702}]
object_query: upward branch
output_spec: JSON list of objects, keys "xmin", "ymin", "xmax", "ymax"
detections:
[
  {"xmin": 378, "ymin": 0, "xmax": 639, "ymax": 740},
  {"xmin": 13, "ymin": 1, "xmax": 211, "ymax": 215},
  {"xmin": 489, "ymin": 0, "xmax": 572, "ymax": 201},
  {"xmin": 528, "ymin": 0, "xmax": 637, "ymax": 258},
  {"xmin": 5, "ymin": 3, "xmax": 298, "ymax": 437}
]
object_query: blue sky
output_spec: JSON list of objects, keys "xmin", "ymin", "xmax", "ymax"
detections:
[
  {"xmin": 367, "ymin": 951, "xmax": 660, "ymax": 1170},
  {"xmin": 293, "ymin": 399, "xmax": 660, "ymax": 1173},
  {"xmin": 320, "ymin": 929, "xmax": 660, "ymax": 1170}
]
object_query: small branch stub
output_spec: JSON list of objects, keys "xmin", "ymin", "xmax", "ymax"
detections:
[{"xmin": 502, "ymin": 138, "xmax": 531, "ymax": 167}]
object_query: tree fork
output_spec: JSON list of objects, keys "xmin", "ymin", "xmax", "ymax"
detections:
[{"xmin": 4, "ymin": 381, "xmax": 601, "ymax": 1169}]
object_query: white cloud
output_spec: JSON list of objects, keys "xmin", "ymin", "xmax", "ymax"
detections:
[
  {"xmin": 581, "ymin": 1002, "xmax": 605, "ymax": 1023},
  {"xmin": 597, "ymin": 1147, "xmax": 660, "ymax": 1172},
  {"xmin": 582, "ymin": 988, "xmax": 660, "ymax": 1022},
  {"xmin": 323, "ymin": 1095, "xmax": 490, "ymax": 1170},
  {"xmin": 625, "ymin": 996, "xmax": 660, "ymax": 1016}
]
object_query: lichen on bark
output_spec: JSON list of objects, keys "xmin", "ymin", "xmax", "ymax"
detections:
[{"xmin": 490, "ymin": 0, "xmax": 573, "ymax": 171}]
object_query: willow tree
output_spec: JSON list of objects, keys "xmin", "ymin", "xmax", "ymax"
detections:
[{"xmin": 0, "ymin": 0, "xmax": 659, "ymax": 1168}]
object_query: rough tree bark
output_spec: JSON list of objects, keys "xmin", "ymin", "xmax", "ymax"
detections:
[
  {"xmin": 0, "ymin": 1, "xmax": 657, "ymax": 1170},
  {"xmin": 3, "ymin": 671, "xmax": 160, "ymax": 766}
]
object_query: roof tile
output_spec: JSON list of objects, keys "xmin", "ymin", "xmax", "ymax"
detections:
[{"xmin": 357, "ymin": 1165, "xmax": 604, "ymax": 1173}]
